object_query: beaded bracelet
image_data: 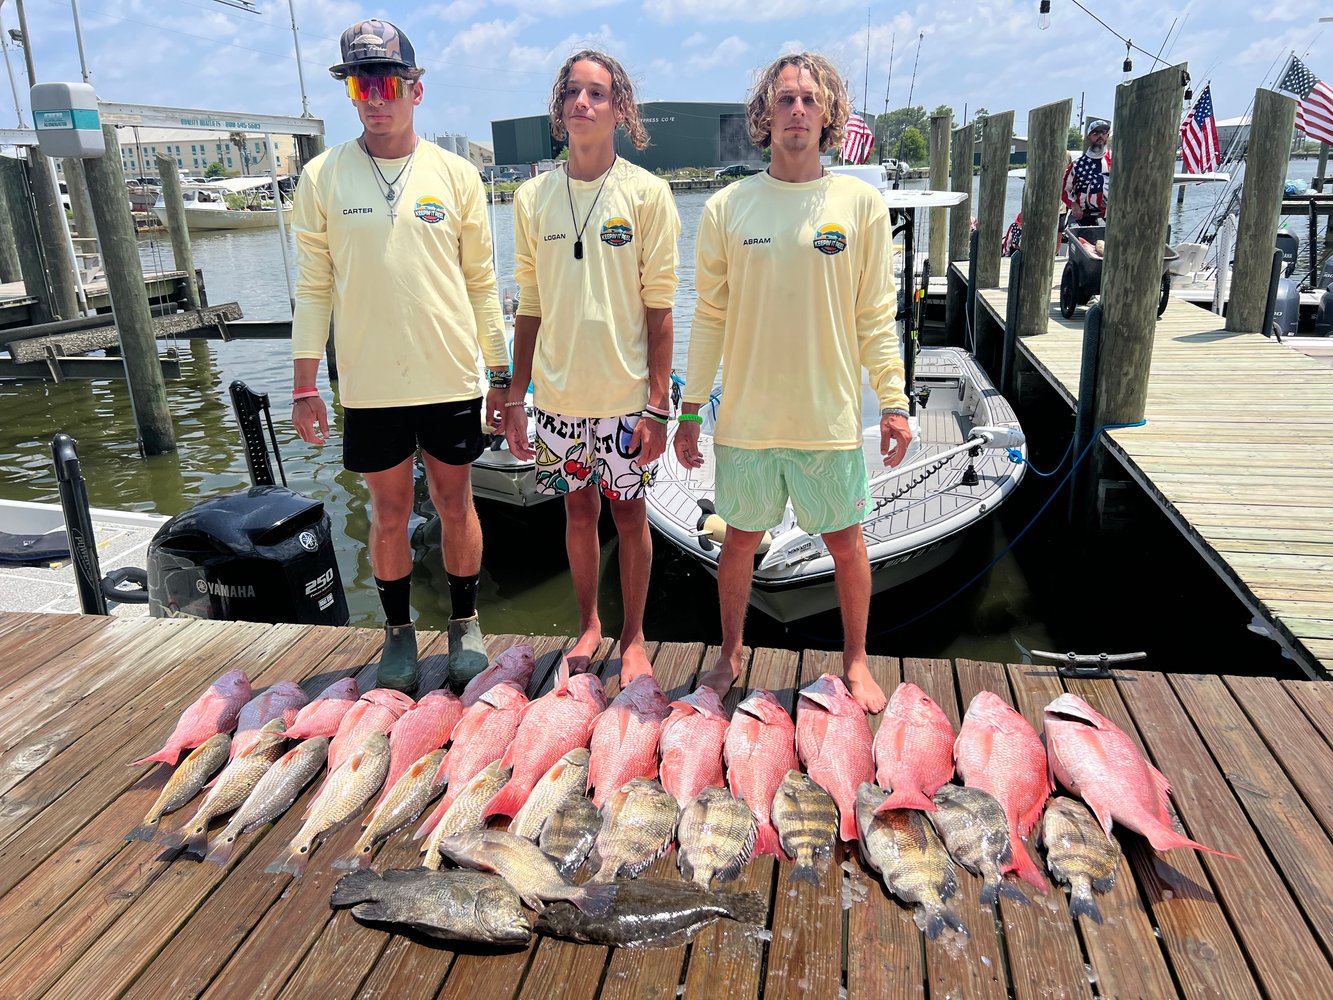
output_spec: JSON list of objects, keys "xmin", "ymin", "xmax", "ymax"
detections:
[
  {"xmin": 503, "ymin": 400, "xmax": 527, "ymax": 408},
  {"xmin": 880, "ymin": 407, "xmax": 909, "ymax": 418},
  {"xmin": 677, "ymin": 413, "xmax": 703, "ymax": 424}
]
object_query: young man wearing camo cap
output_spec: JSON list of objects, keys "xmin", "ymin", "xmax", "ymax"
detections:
[{"xmin": 290, "ymin": 19, "xmax": 510, "ymax": 693}]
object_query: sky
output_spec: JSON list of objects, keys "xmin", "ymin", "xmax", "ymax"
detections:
[{"xmin": 0, "ymin": 0, "xmax": 1327, "ymax": 151}]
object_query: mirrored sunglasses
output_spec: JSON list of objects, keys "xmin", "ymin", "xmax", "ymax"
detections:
[{"xmin": 346, "ymin": 75, "xmax": 412, "ymax": 102}]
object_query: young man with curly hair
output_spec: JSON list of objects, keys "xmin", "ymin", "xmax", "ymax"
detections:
[
  {"xmin": 675, "ymin": 52, "xmax": 912, "ymax": 713},
  {"xmin": 505, "ymin": 51, "xmax": 680, "ymax": 681}
]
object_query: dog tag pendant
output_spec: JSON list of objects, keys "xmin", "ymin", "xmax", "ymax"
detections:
[{"xmin": 574, "ymin": 239, "xmax": 583, "ymax": 260}]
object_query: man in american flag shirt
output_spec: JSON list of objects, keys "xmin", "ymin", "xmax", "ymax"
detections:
[{"xmin": 1062, "ymin": 119, "xmax": 1112, "ymax": 224}]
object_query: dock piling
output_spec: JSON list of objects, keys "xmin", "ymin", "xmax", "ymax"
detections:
[
  {"xmin": 1015, "ymin": 98, "xmax": 1074, "ymax": 340},
  {"xmin": 0, "ymin": 155, "xmax": 54, "ymax": 324},
  {"xmin": 0, "ymin": 168, "xmax": 23, "ymax": 284},
  {"xmin": 155, "ymin": 154, "xmax": 202, "ymax": 311},
  {"xmin": 928, "ymin": 114, "xmax": 951, "ymax": 265},
  {"xmin": 26, "ymin": 149, "xmax": 81, "ymax": 320},
  {"xmin": 62, "ymin": 159, "xmax": 97, "ymax": 242},
  {"xmin": 945, "ymin": 122, "xmax": 973, "ymax": 345},
  {"xmin": 82, "ymin": 125, "xmax": 176, "ymax": 455},
  {"xmin": 975, "ymin": 111, "xmax": 1014, "ymax": 295},
  {"xmin": 1227, "ymin": 87, "xmax": 1297, "ymax": 334}
]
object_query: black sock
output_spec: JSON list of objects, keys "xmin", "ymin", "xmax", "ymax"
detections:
[
  {"xmin": 448, "ymin": 572, "xmax": 480, "ymax": 620},
  {"xmin": 375, "ymin": 573, "xmax": 412, "ymax": 627}
]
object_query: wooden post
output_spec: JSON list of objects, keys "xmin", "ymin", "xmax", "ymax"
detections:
[
  {"xmin": 25, "ymin": 149, "xmax": 81, "ymax": 320},
  {"xmin": 62, "ymin": 159, "xmax": 98, "ymax": 241},
  {"xmin": 975, "ymin": 111, "xmax": 1014, "ymax": 290},
  {"xmin": 82, "ymin": 125, "xmax": 176, "ymax": 455},
  {"xmin": 1016, "ymin": 98, "xmax": 1073, "ymax": 338},
  {"xmin": 1314, "ymin": 141, "xmax": 1329, "ymax": 192},
  {"xmin": 1093, "ymin": 63, "xmax": 1187, "ymax": 429},
  {"xmin": 0, "ymin": 156, "xmax": 53, "ymax": 324},
  {"xmin": 0, "ymin": 175, "xmax": 22, "ymax": 283},
  {"xmin": 928, "ymin": 114, "xmax": 951, "ymax": 263},
  {"xmin": 292, "ymin": 133, "xmax": 335, "ymax": 378},
  {"xmin": 1227, "ymin": 88, "xmax": 1297, "ymax": 334},
  {"xmin": 155, "ymin": 154, "xmax": 202, "ymax": 310},
  {"xmin": 945, "ymin": 122, "xmax": 974, "ymax": 344}
]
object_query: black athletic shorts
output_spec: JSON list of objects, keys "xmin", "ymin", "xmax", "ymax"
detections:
[{"xmin": 342, "ymin": 398, "xmax": 485, "ymax": 473}]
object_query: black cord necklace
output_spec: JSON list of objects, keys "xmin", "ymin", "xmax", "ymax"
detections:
[
  {"xmin": 362, "ymin": 137, "xmax": 417, "ymax": 224},
  {"xmin": 565, "ymin": 156, "xmax": 615, "ymax": 260}
]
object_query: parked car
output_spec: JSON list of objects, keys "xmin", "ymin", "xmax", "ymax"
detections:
[{"xmin": 715, "ymin": 163, "xmax": 763, "ymax": 179}]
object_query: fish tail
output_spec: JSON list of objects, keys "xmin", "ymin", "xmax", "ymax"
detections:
[
  {"xmin": 182, "ymin": 829, "xmax": 210, "ymax": 857},
  {"xmin": 125, "ymin": 820, "xmax": 159, "ymax": 843},
  {"xmin": 330, "ymin": 869, "xmax": 378, "ymax": 907},
  {"xmin": 788, "ymin": 864, "xmax": 822, "ymax": 888},
  {"xmin": 875, "ymin": 787, "xmax": 937, "ymax": 813},
  {"xmin": 1147, "ymin": 827, "xmax": 1239, "ymax": 860},
  {"xmin": 571, "ymin": 883, "xmax": 618, "ymax": 916},
  {"xmin": 1008, "ymin": 835, "xmax": 1049, "ymax": 891},
  {"xmin": 997, "ymin": 881, "xmax": 1030, "ymax": 906},
  {"xmin": 128, "ymin": 746, "xmax": 179, "ymax": 767},
  {"xmin": 922, "ymin": 904, "xmax": 969, "ymax": 941},
  {"xmin": 204, "ymin": 833, "xmax": 239, "ymax": 867},
  {"xmin": 753, "ymin": 822, "xmax": 785, "ymax": 859},
  {"xmin": 480, "ymin": 781, "xmax": 527, "ymax": 820},
  {"xmin": 265, "ymin": 845, "xmax": 311, "ymax": 878},
  {"xmin": 838, "ymin": 808, "xmax": 860, "ymax": 843},
  {"xmin": 1068, "ymin": 889, "xmax": 1104, "ymax": 925}
]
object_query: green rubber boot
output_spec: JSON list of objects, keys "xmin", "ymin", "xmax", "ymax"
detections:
[
  {"xmin": 447, "ymin": 614, "xmax": 488, "ymax": 691},
  {"xmin": 377, "ymin": 623, "xmax": 419, "ymax": 693}
]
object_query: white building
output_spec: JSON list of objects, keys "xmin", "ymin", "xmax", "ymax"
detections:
[{"xmin": 103, "ymin": 126, "xmax": 298, "ymax": 180}]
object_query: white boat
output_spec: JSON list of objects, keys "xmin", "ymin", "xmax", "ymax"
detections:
[
  {"xmin": 646, "ymin": 183, "xmax": 1027, "ymax": 622},
  {"xmin": 471, "ymin": 392, "xmax": 553, "ymax": 507},
  {"xmin": 152, "ymin": 176, "xmax": 292, "ymax": 231}
]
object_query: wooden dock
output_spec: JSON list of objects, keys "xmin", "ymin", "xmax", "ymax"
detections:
[
  {"xmin": 968, "ymin": 259, "xmax": 1333, "ymax": 680},
  {"xmin": 0, "ymin": 611, "xmax": 1329, "ymax": 999}
]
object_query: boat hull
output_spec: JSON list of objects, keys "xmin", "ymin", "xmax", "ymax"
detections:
[{"xmin": 152, "ymin": 204, "xmax": 292, "ymax": 231}]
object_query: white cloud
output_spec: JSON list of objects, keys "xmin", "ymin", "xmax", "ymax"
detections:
[
  {"xmin": 687, "ymin": 36, "xmax": 750, "ymax": 71},
  {"xmin": 643, "ymin": 0, "xmax": 861, "ymax": 25},
  {"xmin": 682, "ymin": 31, "xmax": 708, "ymax": 47}
]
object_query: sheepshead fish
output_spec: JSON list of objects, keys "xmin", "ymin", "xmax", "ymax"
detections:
[
  {"xmin": 284, "ymin": 677, "xmax": 359, "ymax": 740},
  {"xmin": 954, "ymin": 691, "xmax": 1051, "ymax": 890},
  {"xmin": 331, "ymin": 867, "xmax": 530, "ymax": 945},
  {"xmin": 873, "ymin": 681, "xmax": 956, "ymax": 812},
  {"xmin": 377, "ymin": 689, "xmax": 462, "ymax": 807},
  {"xmin": 539, "ymin": 795, "xmax": 602, "ymax": 877},
  {"xmin": 231, "ymin": 680, "xmax": 307, "ymax": 758},
  {"xmin": 587, "ymin": 674, "xmax": 671, "ymax": 807},
  {"xmin": 677, "ymin": 786, "xmax": 755, "ymax": 890},
  {"xmin": 460, "ymin": 643, "xmax": 536, "ymax": 707},
  {"xmin": 771, "ymin": 770, "xmax": 837, "ymax": 887},
  {"xmin": 267, "ymin": 730, "xmax": 391, "ymax": 878},
  {"xmin": 928, "ymin": 783, "xmax": 1028, "ymax": 906},
  {"xmin": 856, "ymin": 783, "xmax": 968, "ymax": 940},
  {"xmin": 163, "ymin": 720, "xmax": 288, "ymax": 856},
  {"xmin": 417, "ymin": 682, "xmax": 526, "ymax": 840},
  {"xmin": 589, "ymin": 777, "xmax": 677, "ymax": 882},
  {"xmin": 1043, "ymin": 693, "xmax": 1236, "ymax": 858},
  {"xmin": 510, "ymin": 747, "xmax": 591, "ymax": 841},
  {"xmin": 420, "ymin": 760, "xmax": 511, "ymax": 868},
  {"xmin": 336, "ymin": 748, "xmax": 449, "ymax": 870},
  {"xmin": 535, "ymin": 878, "xmax": 767, "ymax": 948},
  {"xmin": 204, "ymin": 736, "xmax": 328, "ymax": 866},
  {"xmin": 796, "ymin": 673, "xmax": 874, "ymax": 842},
  {"xmin": 126, "ymin": 733, "xmax": 231, "ymax": 842},
  {"xmin": 724, "ymin": 689, "xmax": 797, "ymax": 858},
  {"xmin": 1041, "ymin": 795, "xmax": 1120, "ymax": 923},
  {"xmin": 658, "ymin": 687, "xmax": 729, "ymax": 810},
  {"xmin": 128, "ymin": 668, "xmax": 251, "ymax": 767},
  {"xmin": 326, "ymin": 689, "xmax": 416, "ymax": 774},
  {"xmin": 481, "ymin": 672, "xmax": 606, "ymax": 821},
  {"xmin": 435, "ymin": 829, "xmax": 617, "ymax": 914}
]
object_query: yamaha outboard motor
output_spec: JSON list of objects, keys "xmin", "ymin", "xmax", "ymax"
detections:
[
  {"xmin": 147, "ymin": 487, "xmax": 348, "ymax": 624},
  {"xmin": 1275, "ymin": 231, "xmax": 1300, "ymax": 278},
  {"xmin": 1319, "ymin": 257, "xmax": 1333, "ymax": 290},
  {"xmin": 1316, "ymin": 287, "xmax": 1333, "ymax": 337},
  {"xmin": 1271, "ymin": 277, "xmax": 1301, "ymax": 338}
]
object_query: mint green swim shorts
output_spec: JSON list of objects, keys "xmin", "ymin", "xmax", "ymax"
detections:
[{"xmin": 713, "ymin": 445, "xmax": 870, "ymax": 536}]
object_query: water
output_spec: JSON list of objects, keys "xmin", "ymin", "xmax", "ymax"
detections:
[{"xmin": 0, "ymin": 182, "xmax": 1303, "ymax": 677}]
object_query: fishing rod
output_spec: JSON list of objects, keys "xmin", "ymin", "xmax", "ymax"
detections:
[
  {"xmin": 894, "ymin": 31, "xmax": 925, "ymax": 171},
  {"xmin": 862, "ymin": 6, "xmax": 871, "ymax": 113},
  {"xmin": 878, "ymin": 31, "xmax": 895, "ymax": 164}
]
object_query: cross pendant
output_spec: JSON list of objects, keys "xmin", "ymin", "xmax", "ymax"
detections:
[{"xmin": 388, "ymin": 205, "xmax": 397, "ymax": 225}]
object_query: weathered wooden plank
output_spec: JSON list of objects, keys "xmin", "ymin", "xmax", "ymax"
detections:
[
  {"xmin": 954, "ymin": 659, "xmax": 1094, "ymax": 1000},
  {"xmin": 762, "ymin": 649, "xmax": 844, "ymax": 1000},
  {"xmin": 0, "ymin": 612, "xmax": 112, "ymax": 687},
  {"xmin": 0, "ymin": 622, "xmax": 326, "ymax": 997},
  {"xmin": 899, "ymin": 658, "xmax": 1007, "ymax": 999},
  {"xmin": 846, "ymin": 654, "xmax": 927, "ymax": 1000},
  {"xmin": 1283, "ymin": 680, "xmax": 1333, "ymax": 748},
  {"xmin": 1170, "ymin": 673, "xmax": 1333, "ymax": 952},
  {"xmin": 1056, "ymin": 672, "xmax": 1226, "ymax": 1000},
  {"xmin": 679, "ymin": 646, "xmax": 792, "ymax": 1000},
  {"xmin": 1116, "ymin": 670, "xmax": 1328, "ymax": 997}
]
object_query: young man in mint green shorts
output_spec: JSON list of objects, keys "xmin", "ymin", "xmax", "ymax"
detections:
[{"xmin": 674, "ymin": 52, "xmax": 911, "ymax": 714}]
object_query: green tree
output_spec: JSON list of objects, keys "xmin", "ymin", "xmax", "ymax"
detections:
[
  {"xmin": 875, "ymin": 105, "xmax": 927, "ymax": 160},
  {"xmin": 1067, "ymin": 126, "xmax": 1083, "ymax": 150},
  {"xmin": 556, "ymin": 147, "xmax": 569, "ymax": 161},
  {"xmin": 899, "ymin": 126, "xmax": 927, "ymax": 165},
  {"xmin": 204, "ymin": 161, "xmax": 225, "ymax": 178},
  {"xmin": 931, "ymin": 104, "xmax": 953, "ymax": 121},
  {"xmin": 973, "ymin": 107, "xmax": 990, "ymax": 127}
]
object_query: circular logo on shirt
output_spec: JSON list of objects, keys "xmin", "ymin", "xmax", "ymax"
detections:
[
  {"xmin": 600, "ymin": 217, "xmax": 633, "ymax": 247},
  {"xmin": 813, "ymin": 223, "xmax": 848, "ymax": 255},
  {"xmin": 413, "ymin": 196, "xmax": 447, "ymax": 224}
]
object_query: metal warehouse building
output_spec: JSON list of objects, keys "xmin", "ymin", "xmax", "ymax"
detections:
[{"xmin": 491, "ymin": 101, "xmax": 763, "ymax": 171}]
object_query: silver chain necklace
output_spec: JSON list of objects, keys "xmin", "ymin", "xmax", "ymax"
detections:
[{"xmin": 363, "ymin": 137, "xmax": 417, "ymax": 224}]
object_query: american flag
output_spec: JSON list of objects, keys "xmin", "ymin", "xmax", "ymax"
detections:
[
  {"xmin": 1277, "ymin": 56, "xmax": 1333, "ymax": 146},
  {"xmin": 1180, "ymin": 85, "xmax": 1220, "ymax": 174},
  {"xmin": 841, "ymin": 113, "xmax": 874, "ymax": 164}
]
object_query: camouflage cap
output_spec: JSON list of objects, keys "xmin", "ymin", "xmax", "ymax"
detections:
[{"xmin": 329, "ymin": 19, "xmax": 418, "ymax": 78}]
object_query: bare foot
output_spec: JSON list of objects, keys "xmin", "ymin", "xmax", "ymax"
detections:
[
  {"xmin": 845, "ymin": 661, "xmax": 887, "ymax": 714},
  {"xmin": 566, "ymin": 625, "xmax": 602, "ymax": 675},
  {"xmin": 619, "ymin": 642, "xmax": 653, "ymax": 684},
  {"xmin": 697, "ymin": 650, "xmax": 744, "ymax": 699}
]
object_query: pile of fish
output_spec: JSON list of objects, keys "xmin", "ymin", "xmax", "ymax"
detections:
[{"xmin": 126, "ymin": 652, "xmax": 1236, "ymax": 947}]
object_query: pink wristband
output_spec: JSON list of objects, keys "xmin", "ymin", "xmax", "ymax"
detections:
[{"xmin": 292, "ymin": 388, "xmax": 321, "ymax": 402}]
